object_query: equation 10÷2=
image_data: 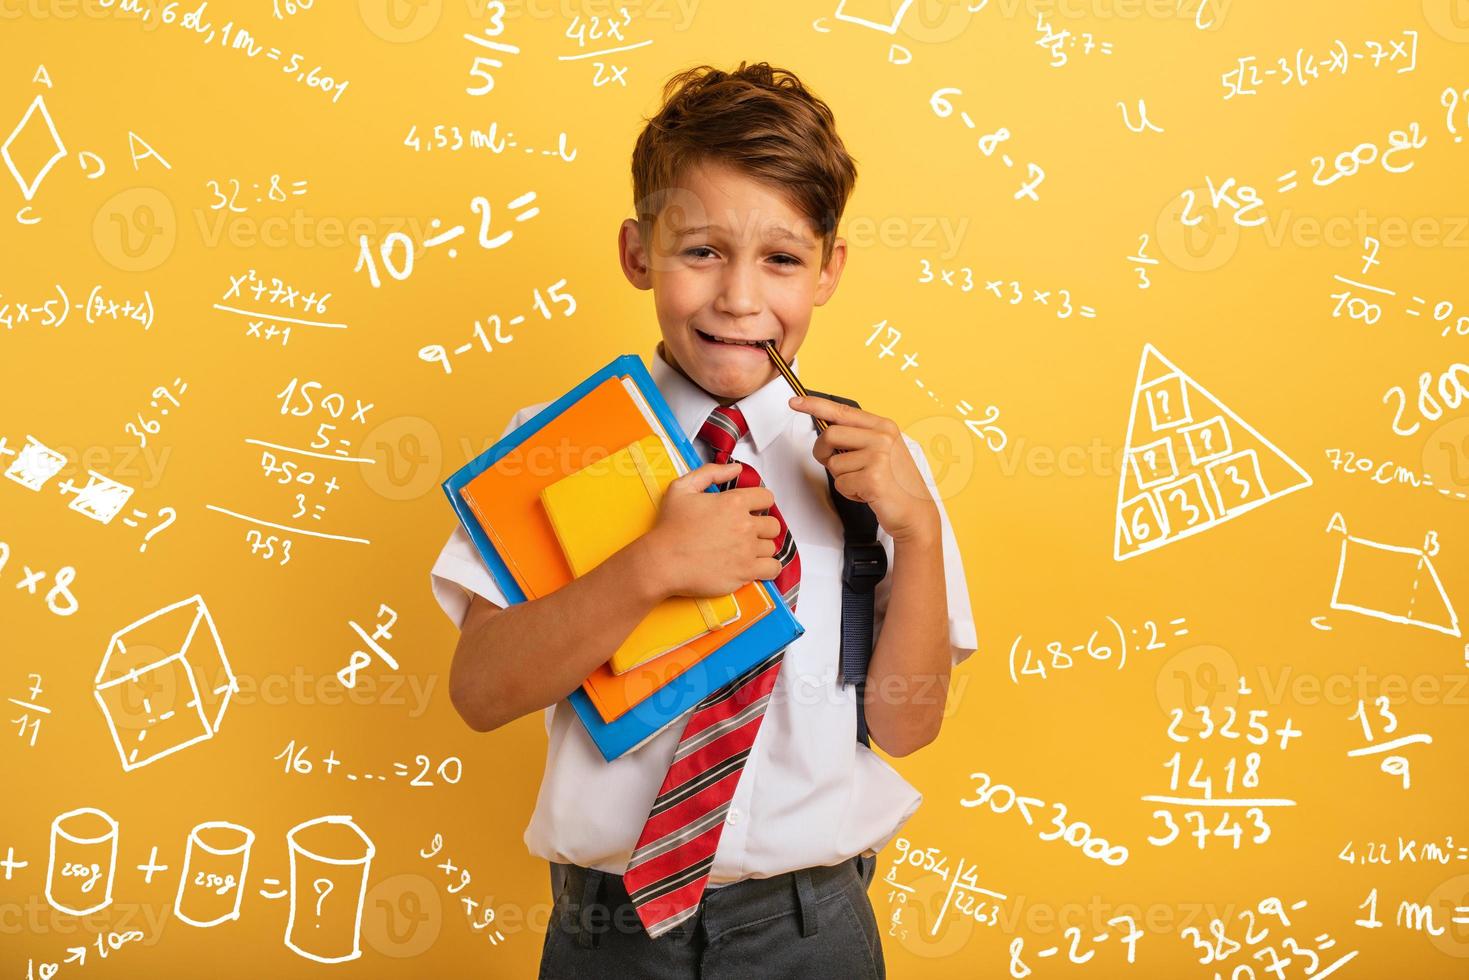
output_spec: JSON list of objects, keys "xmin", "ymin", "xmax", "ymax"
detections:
[{"xmin": 354, "ymin": 192, "xmax": 540, "ymax": 288}]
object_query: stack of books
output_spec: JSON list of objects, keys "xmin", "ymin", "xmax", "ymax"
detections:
[{"xmin": 442, "ymin": 354, "xmax": 804, "ymax": 761}]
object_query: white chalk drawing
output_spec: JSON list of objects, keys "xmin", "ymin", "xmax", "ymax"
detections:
[
  {"xmin": 284, "ymin": 815, "xmax": 376, "ymax": 964},
  {"xmin": 1115, "ymin": 344, "xmax": 1312, "ymax": 560},
  {"xmin": 833, "ymin": 0, "xmax": 914, "ymax": 34},
  {"xmin": 61, "ymin": 469, "xmax": 136, "ymax": 523},
  {"xmin": 10, "ymin": 671, "xmax": 49, "ymax": 747},
  {"xmin": 2, "ymin": 94, "xmax": 66, "ymax": 201},
  {"xmin": 1325, "ymin": 513, "xmax": 1460, "ymax": 637},
  {"xmin": 45, "ymin": 807, "xmax": 117, "ymax": 916},
  {"xmin": 94, "ymin": 595, "xmax": 237, "ymax": 771},
  {"xmin": 175, "ymin": 821, "xmax": 255, "ymax": 927},
  {"xmin": 4, "ymin": 435, "xmax": 67, "ymax": 491}
]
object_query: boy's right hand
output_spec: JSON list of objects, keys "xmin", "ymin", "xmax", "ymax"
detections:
[{"xmin": 641, "ymin": 462, "xmax": 785, "ymax": 598}]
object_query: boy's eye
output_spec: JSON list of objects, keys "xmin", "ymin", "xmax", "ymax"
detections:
[{"xmin": 682, "ymin": 247, "xmax": 800, "ymax": 266}]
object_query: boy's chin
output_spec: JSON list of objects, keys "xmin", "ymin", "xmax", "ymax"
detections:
[
  {"xmin": 660, "ymin": 336, "xmax": 775, "ymax": 398},
  {"xmin": 686, "ymin": 362, "xmax": 771, "ymax": 400}
]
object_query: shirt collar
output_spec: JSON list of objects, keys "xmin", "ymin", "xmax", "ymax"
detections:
[{"xmin": 648, "ymin": 341, "xmax": 806, "ymax": 454}]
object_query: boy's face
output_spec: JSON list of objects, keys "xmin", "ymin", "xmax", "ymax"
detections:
[{"xmin": 620, "ymin": 159, "xmax": 847, "ymax": 401}]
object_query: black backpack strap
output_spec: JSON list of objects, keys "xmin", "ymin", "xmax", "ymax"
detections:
[{"xmin": 803, "ymin": 387, "xmax": 888, "ymax": 747}]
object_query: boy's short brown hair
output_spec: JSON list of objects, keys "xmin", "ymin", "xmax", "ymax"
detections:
[{"xmin": 631, "ymin": 61, "xmax": 858, "ymax": 267}]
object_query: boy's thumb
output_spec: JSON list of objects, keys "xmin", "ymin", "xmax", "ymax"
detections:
[{"xmin": 678, "ymin": 461, "xmax": 743, "ymax": 492}]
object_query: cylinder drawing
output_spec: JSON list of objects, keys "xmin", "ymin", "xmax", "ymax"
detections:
[
  {"xmin": 45, "ymin": 807, "xmax": 118, "ymax": 916},
  {"xmin": 284, "ymin": 815, "xmax": 376, "ymax": 964},
  {"xmin": 175, "ymin": 821, "xmax": 255, "ymax": 927}
]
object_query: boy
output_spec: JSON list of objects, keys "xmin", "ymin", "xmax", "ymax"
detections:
[{"xmin": 430, "ymin": 62, "xmax": 977, "ymax": 978}]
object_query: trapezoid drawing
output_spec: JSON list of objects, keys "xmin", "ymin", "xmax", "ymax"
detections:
[
  {"xmin": 1114, "ymin": 344, "xmax": 1312, "ymax": 561},
  {"xmin": 1328, "ymin": 524, "xmax": 1460, "ymax": 637}
]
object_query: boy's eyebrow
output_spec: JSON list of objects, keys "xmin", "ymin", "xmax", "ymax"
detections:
[
  {"xmin": 765, "ymin": 226, "xmax": 818, "ymax": 249},
  {"xmin": 672, "ymin": 223, "xmax": 817, "ymax": 249}
]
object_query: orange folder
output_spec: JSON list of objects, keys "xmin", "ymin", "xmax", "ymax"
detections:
[
  {"xmin": 460, "ymin": 376, "xmax": 640, "ymax": 600},
  {"xmin": 457, "ymin": 375, "xmax": 774, "ymax": 722}
]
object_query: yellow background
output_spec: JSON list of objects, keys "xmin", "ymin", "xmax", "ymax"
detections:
[{"xmin": 2, "ymin": 0, "xmax": 1468, "ymax": 976}]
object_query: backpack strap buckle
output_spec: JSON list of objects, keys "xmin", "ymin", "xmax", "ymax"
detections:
[{"xmin": 842, "ymin": 541, "xmax": 888, "ymax": 591}]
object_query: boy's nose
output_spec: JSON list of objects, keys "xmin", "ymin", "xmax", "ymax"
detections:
[{"xmin": 715, "ymin": 262, "xmax": 762, "ymax": 317}]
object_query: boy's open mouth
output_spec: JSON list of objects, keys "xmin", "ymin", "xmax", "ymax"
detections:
[{"xmin": 695, "ymin": 328, "xmax": 771, "ymax": 350}]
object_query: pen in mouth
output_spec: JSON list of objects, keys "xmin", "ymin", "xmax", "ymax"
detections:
[{"xmin": 761, "ymin": 340, "xmax": 829, "ymax": 433}]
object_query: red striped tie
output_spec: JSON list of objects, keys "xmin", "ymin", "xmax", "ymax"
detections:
[{"xmin": 622, "ymin": 404, "xmax": 800, "ymax": 939}]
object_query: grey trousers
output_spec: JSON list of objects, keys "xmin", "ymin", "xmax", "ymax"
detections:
[{"xmin": 537, "ymin": 855, "xmax": 886, "ymax": 979}]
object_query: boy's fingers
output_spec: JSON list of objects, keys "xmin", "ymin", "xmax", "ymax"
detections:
[
  {"xmin": 721, "ymin": 486, "xmax": 775, "ymax": 513},
  {"xmin": 676, "ymin": 461, "xmax": 743, "ymax": 491},
  {"xmin": 790, "ymin": 394, "xmax": 879, "ymax": 429},
  {"xmin": 813, "ymin": 425, "xmax": 881, "ymax": 464},
  {"xmin": 753, "ymin": 558, "xmax": 783, "ymax": 581}
]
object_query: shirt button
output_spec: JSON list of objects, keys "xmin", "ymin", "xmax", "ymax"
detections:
[{"xmin": 725, "ymin": 807, "xmax": 743, "ymax": 826}]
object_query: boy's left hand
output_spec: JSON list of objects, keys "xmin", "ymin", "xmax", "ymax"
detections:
[{"xmin": 789, "ymin": 395, "xmax": 939, "ymax": 545}]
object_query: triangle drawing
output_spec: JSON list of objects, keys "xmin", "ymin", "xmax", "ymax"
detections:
[{"xmin": 1114, "ymin": 344, "xmax": 1312, "ymax": 561}]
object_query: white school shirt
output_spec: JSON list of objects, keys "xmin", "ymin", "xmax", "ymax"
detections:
[{"xmin": 429, "ymin": 349, "xmax": 979, "ymax": 883}]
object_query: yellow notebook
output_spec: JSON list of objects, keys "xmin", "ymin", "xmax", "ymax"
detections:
[{"xmin": 539, "ymin": 433, "xmax": 741, "ymax": 674}]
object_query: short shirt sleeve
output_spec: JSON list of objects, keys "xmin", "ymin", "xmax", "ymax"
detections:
[
  {"xmin": 430, "ymin": 524, "xmax": 510, "ymax": 630},
  {"xmin": 427, "ymin": 407, "xmax": 530, "ymax": 630},
  {"xmin": 872, "ymin": 433, "xmax": 979, "ymax": 667}
]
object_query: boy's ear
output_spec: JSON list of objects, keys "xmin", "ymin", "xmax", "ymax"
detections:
[
  {"xmin": 619, "ymin": 217, "xmax": 654, "ymax": 289},
  {"xmin": 813, "ymin": 236, "xmax": 848, "ymax": 306}
]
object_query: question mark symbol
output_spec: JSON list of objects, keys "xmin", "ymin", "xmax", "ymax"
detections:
[
  {"xmin": 139, "ymin": 506, "xmax": 176, "ymax": 553},
  {"xmin": 312, "ymin": 878, "xmax": 333, "ymax": 926},
  {"xmin": 1445, "ymin": 86, "xmax": 1464, "ymax": 144}
]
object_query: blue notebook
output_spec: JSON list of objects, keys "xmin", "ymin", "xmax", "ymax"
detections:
[{"xmin": 442, "ymin": 353, "xmax": 804, "ymax": 761}]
